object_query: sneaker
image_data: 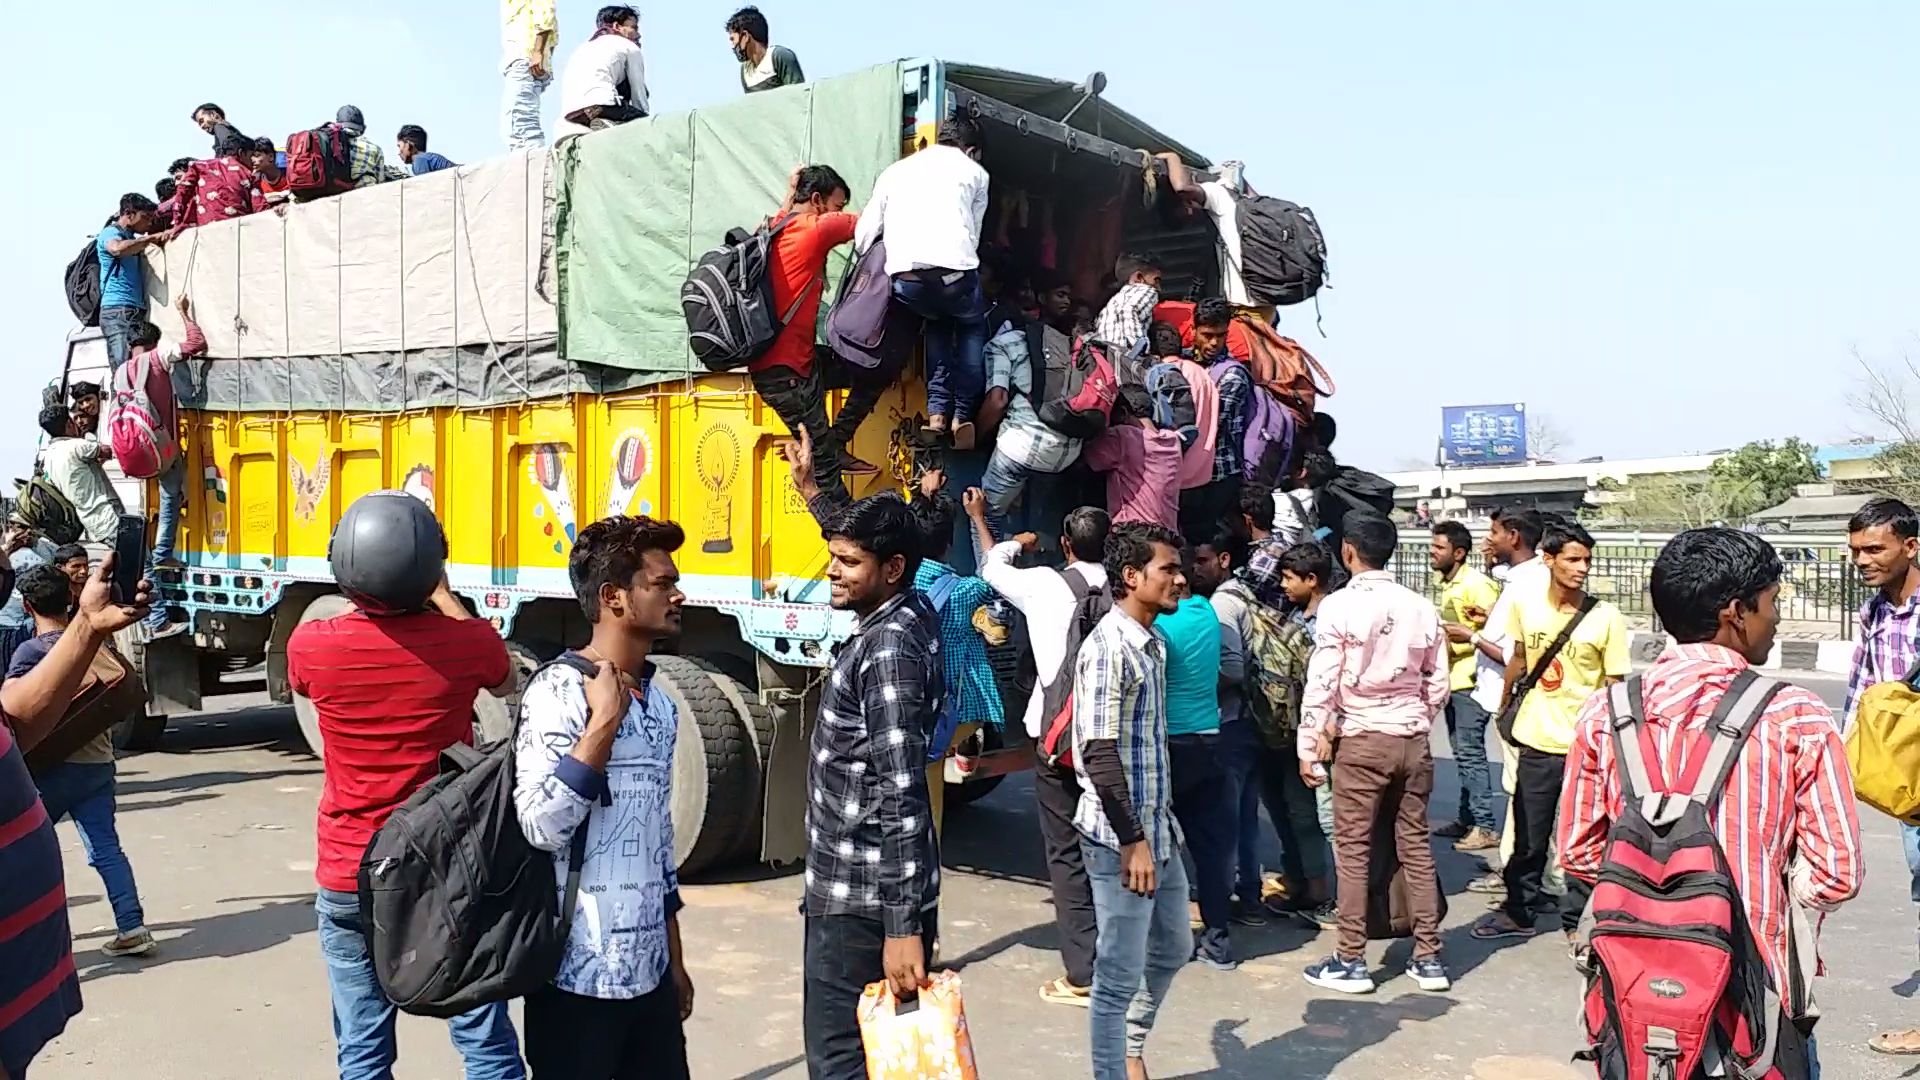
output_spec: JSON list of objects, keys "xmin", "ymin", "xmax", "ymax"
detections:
[
  {"xmin": 1407, "ymin": 957, "xmax": 1451, "ymax": 992},
  {"xmin": 1465, "ymin": 871, "xmax": 1507, "ymax": 895},
  {"xmin": 146, "ymin": 620, "xmax": 188, "ymax": 642},
  {"xmin": 1229, "ymin": 899, "xmax": 1269, "ymax": 927},
  {"xmin": 101, "ymin": 927, "xmax": 155, "ymax": 957},
  {"xmin": 1454, "ymin": 827, "xmax": 1500, "ymax": 852},
  {"xmin": 1193, "ymin": 939, "xmax": 1239, "ymax": 972},
  {"xmin": 1432, "ymin": 820, "xmax": 1471, "ymax": 839},
  {"xmin": 1288, "ymin": 899, "xmax": 1339, "ymax": 930},
  {"xmin": 1303, "ymin": 954, "xmax": 1374, "ymax": 994},
  {"xmin": 152, "ymin": 557, "xmax": 187, "ymax": 571},
  {"xmin": 839, "ymin": 453, "xmax": 880, "ymax": 477}
]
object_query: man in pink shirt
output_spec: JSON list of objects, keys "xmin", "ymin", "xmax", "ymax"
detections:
[
  {"xmin": 1084, "ymin": 386, "xmax": 1181, "ymax": 529},
  {"xmin": 1297, "ymin": 511, "xmax": 1451, "ymax": 996}
]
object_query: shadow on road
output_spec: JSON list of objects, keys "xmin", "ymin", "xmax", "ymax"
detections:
[
  {"xmin": 1162, "ymin": 995, "xmax": 1455, "ymax": 1079},
  {"xmin": 116, "ymin": 769, "xmax": 313, "ymax": 798},
  {"xmin": 76, "ymin": 893, "xmax": 315, "ymax": 984}
]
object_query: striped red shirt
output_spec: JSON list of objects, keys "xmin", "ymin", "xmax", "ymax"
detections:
[
  {"xmin": 0, "ymin": 716, "xmax": 81, "ymax": 1075},
  {"xmin": 288, "ymin": 610, "xmax": 510, "ymax": 892},
  {"xmin": 1558, "ymin": 642, "xmax": 1864, "ymax": 992}
]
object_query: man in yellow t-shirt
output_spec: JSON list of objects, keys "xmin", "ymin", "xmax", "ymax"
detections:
[
  {"xmin": 1473, "ymin": 519, "xmax": 1629, "ymax": 943},
  {"xmin": 1430, "ymin": 522, "xmax": 1502, "ymax": 850}
]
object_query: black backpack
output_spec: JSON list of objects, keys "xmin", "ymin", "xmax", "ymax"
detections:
[
  {"xmin": 1229, "ymin": 192, "xmax": 1329, "ymax": 308},
  {"xmin": 358, "ymin": 652, "xmax": 596, "ymax": 1019},
  {"xmin": 64, "ymin": 217, "xmax": 120, "ymax": 328},
  {"xmin": 681, "ymin": 212, "xmax": 813, "ymax": 372}
]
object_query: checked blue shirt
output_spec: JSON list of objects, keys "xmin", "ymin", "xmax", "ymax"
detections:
[{"xmin": 915, "ymin": 560, "xmax": 1003, "ymax": 729}]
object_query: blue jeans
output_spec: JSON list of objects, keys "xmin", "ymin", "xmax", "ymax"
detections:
[
  {"xmin": 892, "ymin": 271, "xmax": 986, "ymax": 423},
  {"xmin": 101, "ymin": 306, "xmax": 143, "ymax": 371},
  {"xmin": 1083, "ymin": 840, "xmax": 1190, "ymax": 1080},
  {"xmin": 145, "ymin": 460, "xmax": 186, "ymax": 629},
  {"xmin": 315, "ymin": 888, "xmax": 525, "ymax": 1080},
  {"xmin": 36, "ymin": 762, "xmax": 144, "ymax": 933},
  {"xmin": 501, "ymin": 60, "xmax": 550, "ymax": 149},
  {"xmin": 1445, "ymin": 690, "xmax": 1496, "ymax": 831},
  {"xmin": 1217, "ymin": 719, "xmax": 1265, "ymax": 900},
  {"xmin": 1903, "ymin": 823, "xmax": 1920, "ymax": 903}
]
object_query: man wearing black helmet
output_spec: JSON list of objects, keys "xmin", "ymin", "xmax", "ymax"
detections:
[{"xmin": 287, "ymin": 493, "xmax": 527, "ymax": 1080}]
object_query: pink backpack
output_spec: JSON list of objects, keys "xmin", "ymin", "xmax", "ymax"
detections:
[{"xmin": 109, "ymin": 350, "xmax": 177, "ymax": 480}]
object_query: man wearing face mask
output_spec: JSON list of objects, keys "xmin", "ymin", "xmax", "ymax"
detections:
[
  {"xmin": 727, "ymin": 6, "xmax": 804, "ymax": 93},
  {"xmin": 784, "ymin": 427, "xmax": 944, "ymax": 1080}
]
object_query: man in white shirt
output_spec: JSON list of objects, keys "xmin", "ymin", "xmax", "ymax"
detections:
[
  {"xmin": 1156, "ymin": 154, "xmax": 1269, "ymax": 318},
  {"xmin": 561, "ymin": 6, "xmax": 651, "ymax": 131},
  {"xmin": 37, "ymin": 403, "xmax": 123, "ymax": 545},
  {"xmin": 1457, "ymin": 507, "xmax": 1552, "ymax": 896},
  {"xmin": 853, "ymin": 118, "xmax": 991, "ymax": 449},
  {"xmin": 965, "ymin": 499, "xmax": 1109, "ymax": 1007}
]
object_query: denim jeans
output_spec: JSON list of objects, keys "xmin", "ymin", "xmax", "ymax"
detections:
[
  {"xmin": 1216, "ymin": 719, "xmax": 1265, "ymax": 900},
  {"xmin": 980, "ymin": 447, "xmax": 1037, "ymax": 540},
  {"xmin": 892, "ymin": 271, "xmax": 986, "ymax": 423},
  {"xmin": 1083, "ymin": 840, "xmax": 1190, "ymax": 1080},
  {"xmin": 1904, "ymin": 823, "xmax": 1920, "ymax": 903},
  {"xmin": 37, "ymin": 762, "xmax": 144, "ymax": 933},
  {"xmin": 315, "ymin": 888, "xmax": 525, "ymax": 1080},
  {"xmin": 101, "ymin": 306, "xmax": 143, "ymax": 371},
  {"xmin": 501, "ymin": 60, "xmax": 551, "ymax": 150},
  {"xmin": 1445, "ymin": 690, "xmax": 1496, "ymax": 831}
]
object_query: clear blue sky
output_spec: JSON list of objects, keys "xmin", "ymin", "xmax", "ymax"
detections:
[{"xmin": 4, "ymin": 2, "xmax": 1916, "ymax": 475}]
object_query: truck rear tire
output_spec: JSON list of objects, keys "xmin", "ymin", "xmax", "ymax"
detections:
[
  {"xmin": 471, "ymin": 642, "xmax": 543, "ymax": 746},
  {"xmin": 113, "ymin": 633, "xmax": 167, "ymax": 752},
  {"xmin": 687, "ymin": 658, "xmax": 773, "ymax": 863},
  {"xmin": 291, "ymin": 594, "xmax": 356, "ymax": 758},
  {"xmin": 653, "ymin": 656, "xmax": 754, "ymax": 877}
]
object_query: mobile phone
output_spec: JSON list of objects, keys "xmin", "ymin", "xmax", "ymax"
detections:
[{"xmin": 112, "ymin": 514, "xmax": 146, "ymax": 605}]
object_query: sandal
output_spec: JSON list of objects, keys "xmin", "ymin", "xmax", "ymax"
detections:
[
  {"xmin": 1869, "ymin": 1028, "xmax": 1920, "ymax": 1055},
  {"xmin": 1039, "ymin": 976, "xmax": 1091, "ymax": 1007},
  {"xmin": 1470, "ymin": 913, "xmax": 1537, "ymax": 941}
]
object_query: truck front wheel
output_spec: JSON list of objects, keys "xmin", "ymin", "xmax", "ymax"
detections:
[{"xmin": 653, "ymin": 656, "xmax": 754, "ymax": 878}]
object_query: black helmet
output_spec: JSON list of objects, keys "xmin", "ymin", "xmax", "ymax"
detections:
[{"xmin": 328, "ymin": 491, "xmax": 445, "ymax": 614}]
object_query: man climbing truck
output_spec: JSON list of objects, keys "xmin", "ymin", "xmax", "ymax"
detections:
[{"xmin": 77, "ymin": 58, "xmax": 1230, "ymax": 875}]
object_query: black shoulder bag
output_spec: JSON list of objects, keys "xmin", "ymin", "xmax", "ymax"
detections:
[{"xmin": 1494, "ymin": 596, "xmax": 1598, "ymax": 747}]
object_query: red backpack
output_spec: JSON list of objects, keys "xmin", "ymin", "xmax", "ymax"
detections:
[
  {"xmin": 1030, "ymin": 322, "xmax": 1117, "ymax": 440},
  {"xmin": 1575, "ymin": 671, "xmax": 1813, "ymax": 1080},
  {"xmin": 1037, "ymin": 568, "xmax": 1111, "ymax": 769},
  {"xmin": 286, "ymin": 124, "xmax": 356, "ymax": 198},
  {"xmin": 109, "ymin": 349, "xmax": 177, "ymax": 480}
]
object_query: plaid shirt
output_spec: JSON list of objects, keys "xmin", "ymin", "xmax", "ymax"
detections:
[
  {"xmin": 1093, "ymin": 282, "xmax": 1158, "ymax": 353},
  {"xmin": 915, "ymin": 559, "xmax": 1003, "ymax": 728},
  {"xmin": 347, "ymin": 134, "xmax": 407, "ymax": 188},
  {"xmin": 1072, "ymin": 607, "xmax": 1180, "ymax": 856},
  {"xmin": 1843, "ymin": 588, "xmax": 1920, "ymax": 727},
  {"xmin": 1208, "ymin": 358, "xmax": 1253, "ymax": 483},
  {"xmin": 1560, "ymin": 643, "xmax": 1863, "ymax": 993},
  {"xmin": 985, "ymin": 324, "xmax": 1080, "ymax": 473},
  {"xmin": 803, "ymin": 586, "xmax": 945, "ymax": 936},
  {"xmin": 173, "ymin": 157, "xmax": 264, "ymax": 229}
]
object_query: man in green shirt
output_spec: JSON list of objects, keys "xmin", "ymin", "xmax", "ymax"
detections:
[
  {"xmin": 727, "ymin": 7, "xmax": 805, "ymax": 93},
  {"xmin": 1160, "ymin": 550, "xmax": 1235, "ymax": 970}
]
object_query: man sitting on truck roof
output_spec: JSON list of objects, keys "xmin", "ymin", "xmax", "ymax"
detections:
[
  {"xmin": 169, "ymin": 135, "xmax": 266, "ymax": 232},
  {"xmin": 727, "ymin": 6, "xmax": 803, "ymax": 93},
  {"xmin": 752, "ymin": 165, "xmax": 877, "ymax": 484},
  {"xmin": 396, "ymin": 125, "xmax": 458, "ymax": 176},
  {"xmin": 561, "ymin": 6, "xmax": 651, "ymax": 132},
  {"xmin": 334, "ymin": 106, "xmax": 408, "ymax": 187},
  {"xmin": 854, "ymin": 116, "xmax": 992, "ymax": 450}
]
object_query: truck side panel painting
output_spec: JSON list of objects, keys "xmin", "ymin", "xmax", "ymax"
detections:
[{"xmin": 86, "ymin": 57, "xmax": 1218, "ymax": 873}]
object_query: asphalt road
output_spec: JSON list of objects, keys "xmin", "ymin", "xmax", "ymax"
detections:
[{"xmin": 31, "ymin": 669, "xmax": 1920, "ymax": 1080}]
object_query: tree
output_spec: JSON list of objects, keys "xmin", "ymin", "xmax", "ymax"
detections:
[
  {"xmin": 1527, "ymin": 412, "xmax": 1570, "ymax": 462},
  {"xmin": 1850, "ymin": 344, "xmax": 1920, "ymax": 504},
  {"xmin": 1598, "ymin": 472, "xmax": 1758, "ymax": 530},
  {"xmin": 1705, "ymin": 438, "xmax": 1823, "ymax": 518}
]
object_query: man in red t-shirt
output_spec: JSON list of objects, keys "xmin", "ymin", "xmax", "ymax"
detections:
[
  {"xmin": 288, "ymin": 572, "xmax": 526, "ymax": 1079},
  {"xmin": 750, "ymin": 164, "xmax": 887, "ymax": 485}
]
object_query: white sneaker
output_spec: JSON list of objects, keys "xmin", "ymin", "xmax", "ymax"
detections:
[{"xmin": 1303, "ymin": 954, "xmax": 1374, "ymax": 994}]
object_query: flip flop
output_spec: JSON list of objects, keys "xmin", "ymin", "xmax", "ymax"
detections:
[
  {"xmin": 1039, "ymin": 976, "xmax": 1090, "ymax": 1007},
  {"xmin": 1470, "ymin": 915, "xmax": 1537, "ymax": 941},
  {"xmin": 1869, "ymin": 1029, "xmax": 1920, "ymax": 1055}
]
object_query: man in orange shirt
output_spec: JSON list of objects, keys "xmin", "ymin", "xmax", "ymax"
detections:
[{"xmin": 752, "ymin": 165, "xmax": 883, "ymax": 487}]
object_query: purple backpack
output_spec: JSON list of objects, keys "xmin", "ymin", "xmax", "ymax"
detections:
[
  {"xmin": 826, "ymin": 239, "xmax": 919, "ymax": 371},
  {"xmin": 1208, "ymin": 359, "xmax": 1297, "ymax": 486}
]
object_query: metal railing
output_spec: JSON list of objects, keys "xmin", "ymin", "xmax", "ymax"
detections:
[{"xmin": 1385, "ymin": 533, "xmax": 1864, "ymax": 640}]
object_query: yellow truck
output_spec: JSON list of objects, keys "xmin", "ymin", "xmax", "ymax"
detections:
[{"xmin": 92, "ymin": 59, "xmax": 1221, "ymax": 873}]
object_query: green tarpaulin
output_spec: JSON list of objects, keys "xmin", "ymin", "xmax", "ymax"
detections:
[{"xmin": 555, "ymin": 62, "xmax": 904, "ymax": 374}]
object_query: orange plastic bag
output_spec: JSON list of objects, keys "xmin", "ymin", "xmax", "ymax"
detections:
[{"xmin": 857, "ymin": 971, "xmax": 980, "ymax": 1079}]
